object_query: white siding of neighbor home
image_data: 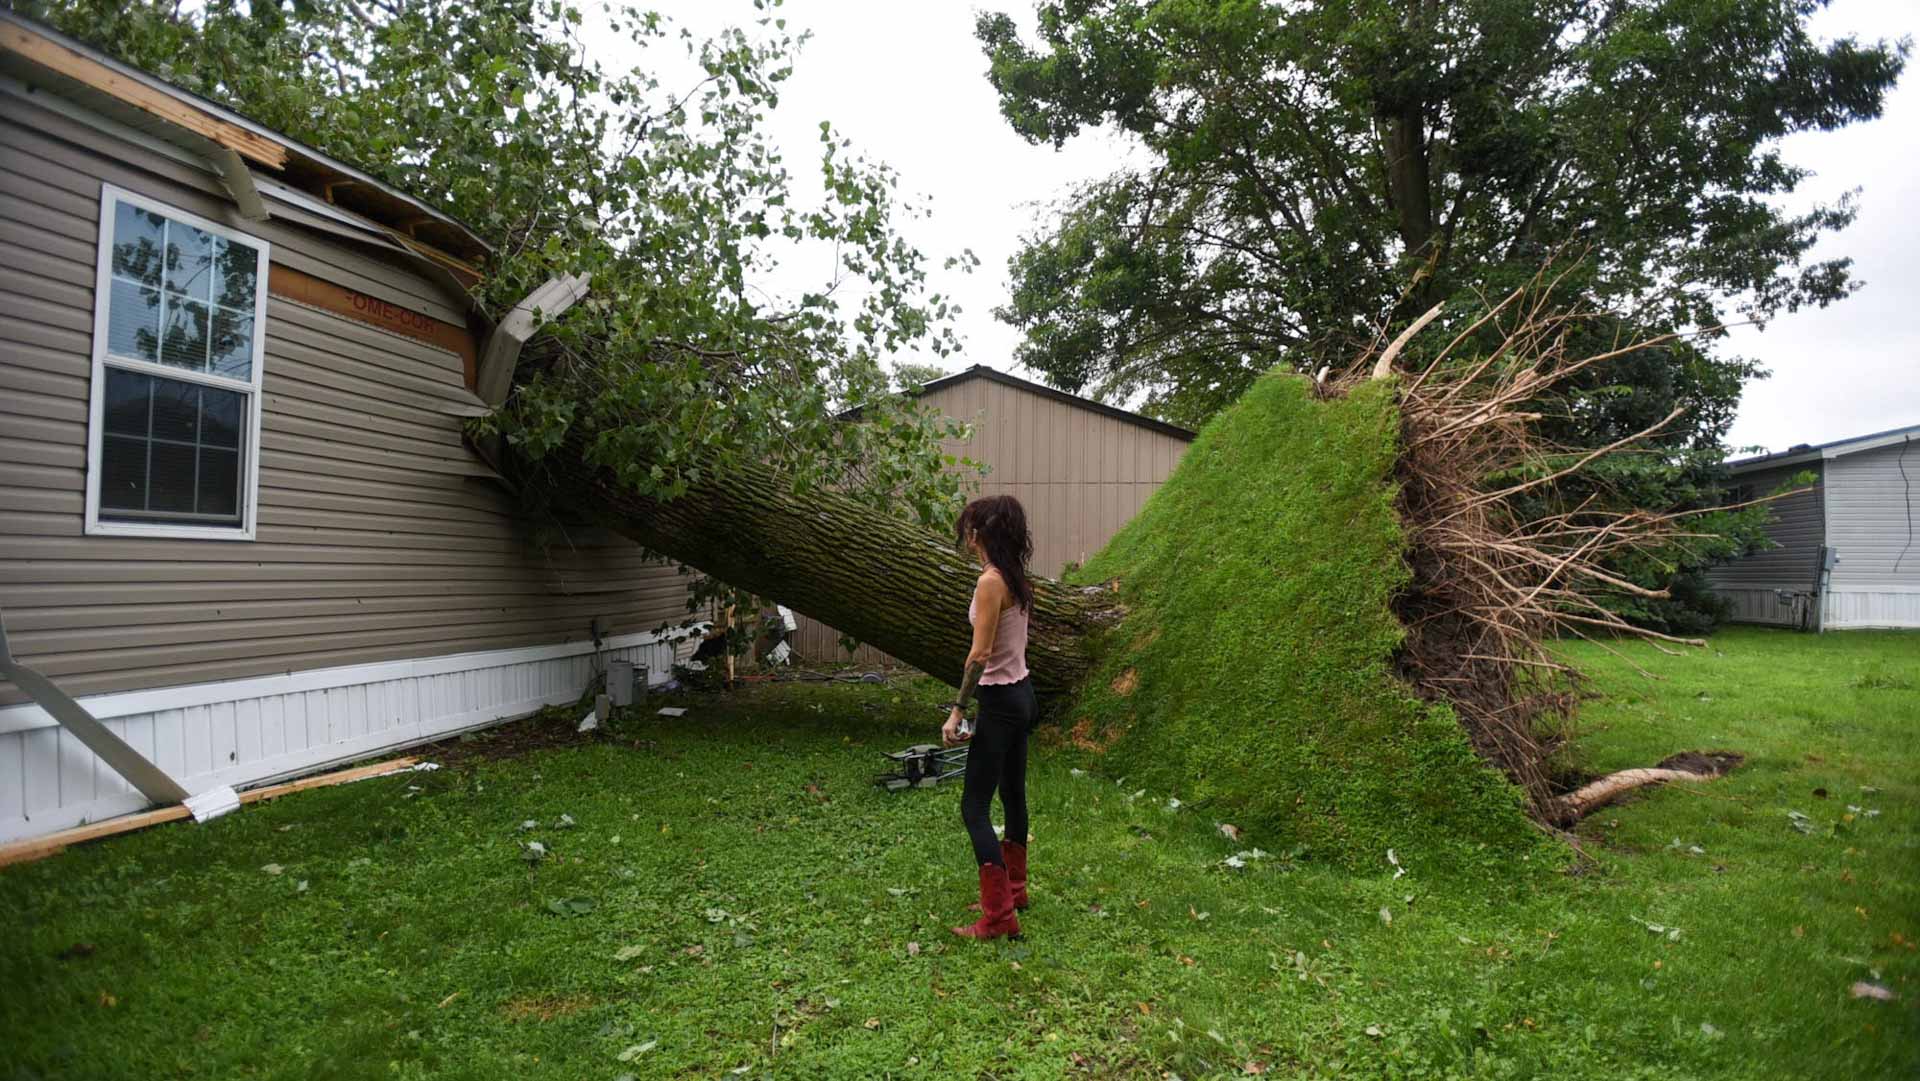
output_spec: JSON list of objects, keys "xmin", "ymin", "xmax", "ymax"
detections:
[
  {"xmin": 1821, "ymin": 438, "xmax": 1920, "ymax": 629},
  {"xmin": 0, "ymin": 83, "xmax": 693, "ymax": 839},
  {"xmin": 1705, "ymin": 462, "xmax": 1826, "ymax": 627}
]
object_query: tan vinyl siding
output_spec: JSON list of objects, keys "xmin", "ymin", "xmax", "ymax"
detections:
[
  {"xmin": 925, "ymin": 376, "xmax": 1187, "ymax": 577},
  {"xmin": 0, "ymin": 97, "xmax": 688, "ymax": 706},
  {"xmin": 791, "ymin": 372, "xmax": 1191, "ymax": 665}
]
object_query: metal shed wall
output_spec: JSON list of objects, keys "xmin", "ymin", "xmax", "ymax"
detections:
[
  {"xmin": 1703, "ymin": 462, "xmax": 1826, "ymax": 626},
  {"xmin": 0, "ymin": 91, "xmax": 691, "ymax": 840},
  {"xmin": 788, "ymin": 373, "xmax": 1191, "ymax": 665},
  {"xmin": 1822, "ymin": 438, "xmax": 1920, "ymax": 629}
]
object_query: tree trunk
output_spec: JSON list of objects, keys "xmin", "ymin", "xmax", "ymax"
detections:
[{"xmin": 539, "ymin": 433, "xmax": 1102, "ymax": 696}]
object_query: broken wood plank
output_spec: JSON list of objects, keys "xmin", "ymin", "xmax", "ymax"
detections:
[
  {"xmin": 0, "ymin": 22, "xmax": 289, "ymax": 168},
  {"xmin": 0, "ymin": 756, "xmax": 420, "ymax": 868}
]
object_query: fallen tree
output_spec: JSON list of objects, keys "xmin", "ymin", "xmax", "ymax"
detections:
[
  {"xmin": 48, "ymin": 0, "xmax": 1753, "ymax": 860},
  {"xmin": 511, "ymin": 278, "xmax": 1746, "ymax": 858}
]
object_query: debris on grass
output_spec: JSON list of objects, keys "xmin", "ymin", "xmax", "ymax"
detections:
[
  {"xmin": 1631, "ymin": 916, "xmax": 1683, "ymax": 941},
  {"xmin": 1387, "ymin": 849, "xmax": 1405, "ymax": 879},
  {"xmin": 658, "ymin": 707, "xmax": 688, "ymax": 717},
  {"xmin": 577, "ymin": 709, "xmax": 599, "ymax": 733},
  {"xmin": 546, "ymin": 896, "xmax": 595, "ymax": 916},
  {"xmin": 614, "ymin": 945, "xmax": 646, "ymax": 961},
  {"xmin": 521, "ymin": 841, "xmax": 548, "ymax": 864},
  {"xmin": 1219, "ymin": 822, "xmax": 1241, "ymax": 841},
  {"xmin": 1850, "ymin": 981, "xmax": 1897, "ymax": 1002},
  {"xmin": 616, "ymin": 1039, "xmax": 658, "ymax": 1061},
  {"xmin": 260, "ymin": 863, "xmax": 283, "ymax": 876}
]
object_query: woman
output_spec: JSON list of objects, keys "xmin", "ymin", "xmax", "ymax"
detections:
[{"xmin": 942, "ymin": 495, "xmax": 1039, "ymax": 941}]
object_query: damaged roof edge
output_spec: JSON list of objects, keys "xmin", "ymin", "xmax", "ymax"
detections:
[{"xmin": 0, "ymin": 9, "xmax": 491, "ymax": 262}]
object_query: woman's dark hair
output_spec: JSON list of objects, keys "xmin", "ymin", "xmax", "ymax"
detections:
[{"xmin": 955, "ymin": 495, "xmax": 1034, "ymax": 613}]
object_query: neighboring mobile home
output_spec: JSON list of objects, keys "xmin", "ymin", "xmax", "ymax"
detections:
[
  {"xmin": 1706, "ymin": 423, "xmax": 1920, "ymax": 631},
  {"xmin": 791, "ymin": 365, "xmax": 1195, "ymax": 663},
  {"xmin": 0, "ymin": 13, "xmax": 692, "ymax": 842}
]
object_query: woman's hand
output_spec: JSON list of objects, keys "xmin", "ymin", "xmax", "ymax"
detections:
[{"xmin": 942, "ymin": 708, "xmax": 969, "ymax": 747}]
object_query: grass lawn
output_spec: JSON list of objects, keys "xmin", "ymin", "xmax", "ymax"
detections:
[{"xmin": 1, "ymin": 626, "xmax": 1914, "ymax": 1079}]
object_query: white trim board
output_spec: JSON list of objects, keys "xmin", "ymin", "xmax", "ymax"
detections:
[{"xmin": 0, "ymin": 626, "xmax": 699, "ymax": 735}]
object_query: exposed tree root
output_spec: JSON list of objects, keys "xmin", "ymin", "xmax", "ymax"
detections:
[{"xmin": 1348, "ymin": 269, "xmax": 1746, "ymax": 822}]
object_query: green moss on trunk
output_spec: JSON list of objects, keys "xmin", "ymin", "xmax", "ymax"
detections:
[{"xmin": 1067, "ymin": 374, "xmax": 1538, "ymax": 865}]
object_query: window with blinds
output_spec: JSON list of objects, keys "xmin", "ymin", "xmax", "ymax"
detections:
[{"xmin": 87, "ymin": 188, "xmax": 269, "ymax": 540}]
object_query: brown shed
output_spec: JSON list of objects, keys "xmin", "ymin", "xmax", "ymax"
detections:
[{"xmin": 790, "ymin": 365, "xmax": 1194, "ymax": 665}]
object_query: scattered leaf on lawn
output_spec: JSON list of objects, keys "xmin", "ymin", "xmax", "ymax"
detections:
[
  {"xmin": 614, "ymin": 945, "xmax": 646, "ymax": 962},
  {"xmin": 1700, "ymin": 1022, "xmax": 1723, "ymax": 1039},
  {"xmin": 1379, "ymin": 907, "xmax": 1392, "ymax": 926},
  {"xmin": 545, "ymin": 896, "xmax": 595, "ymax": 917},
  {"xmin": 705, "ymin": 907, "xmax": 730, "ymax": 923},
  {"xmin": 906, "ymin": 941, "xmax": 921, "ymax": 957},
  {"xmin": 520, "ymin": 820, "xmax": 538, "ymax": 831},
  {"xmin": 97, "ymin": 991, "xmax": 116, "ymax": 1008},
  {"xmin": 295, "ymin": 880, "xmax": 309, "ymax": 894},
  {"xmin": 1219, "ymin": 823, "xmax": 1241, "ymax": 841},
  {"xmin": 1364, "ymin": 1024, "xmax": 1382, "ymax": 1038},
  {"xmin": 864, "ymin": 1017, "xmax": 881, "ymax": 1030},
  {"xmin": 260, "ymin": 863, "xmax": 284, "ymax": 876},
  {"xmin": 557, "ymin": 814, "xmax": 576, "ymax": 829}
]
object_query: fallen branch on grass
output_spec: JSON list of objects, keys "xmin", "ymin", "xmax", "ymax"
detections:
[{"xmin": 1548, "ymin": 752, "xmax": 1745, "ymax": 827}]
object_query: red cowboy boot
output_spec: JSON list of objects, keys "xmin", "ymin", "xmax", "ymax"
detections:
[
  {"xmin": 970, "ymin": 840, "xmax": 1031, "ymax": 912},
  {"xmin": 1002, "ymin": 841, "xmax": 1029, "ymax": 910},
  {"xmin": 952, "ymin": 863, "xmax": 1021, "ymax": 940}
]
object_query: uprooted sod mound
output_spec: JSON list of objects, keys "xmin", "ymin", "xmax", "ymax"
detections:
[{"xmin": 1064, "ymin": 374, "xmax": 1542, "ymax": 866}]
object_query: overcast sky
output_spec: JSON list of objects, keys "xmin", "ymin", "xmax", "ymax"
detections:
[{"xmin": 625, "ymin": 0, "xmax": 1917, "ymax": 456}]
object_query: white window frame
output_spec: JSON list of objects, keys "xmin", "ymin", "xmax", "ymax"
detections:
[{"xmin": 84, "ymin": 184, "xmax": 270, "ymax": 541}]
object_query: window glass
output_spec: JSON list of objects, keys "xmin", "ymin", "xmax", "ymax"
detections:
[
  {"xmin": 95, "ymin": 368, "xmax": 246, "ymax": 526},
  {"xmin": 106, "ymin": 280, "xmax": 161, "ymax": 364},
  {"xmin": 110, "ymin": 202, "xmax": 164, "ymax": 286},
  {"xmin": 106, "ymin": 201, "xmax": 257, "ymax": 379},
  {"xmin": 210, "ymin": 308, "xmax": 254, "ymax": 379},
  {"xmin": 164, "ymin": 220, "xmax": 215, "ymax": 302},
  {"xmin": 95, "ymin": 195, "xmax": 262, "ymax": 534},
  {"xmin": 160, "ymin": 294, "xmax": 210, "ymax": 371}
]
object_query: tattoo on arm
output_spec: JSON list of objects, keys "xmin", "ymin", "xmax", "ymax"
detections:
[{"xmin": 955, "ymin": 660, "xmax": 985, "ymax": 713}]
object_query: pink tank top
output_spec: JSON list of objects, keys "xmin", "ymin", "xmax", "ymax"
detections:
[{"xmin": 968, "ymin": 574, "xmax": 1030, "ymax": 685}]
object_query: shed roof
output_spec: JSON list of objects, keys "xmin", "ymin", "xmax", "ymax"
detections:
[
  {"xmin": 0, "ymin": 10, "xmax": 488, "ymax": 278},
  {"xmin": 912, "ymin": 365, "xmax": 1197, "ymax": 442},
  {"xmin": 1725, "ymin": 422, "xmax": 1920, "ymax": 474}
]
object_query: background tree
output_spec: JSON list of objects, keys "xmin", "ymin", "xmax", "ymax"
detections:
[{"xmin": 976, "ymin": 0, "xmax": 1904, "ymax": 628}]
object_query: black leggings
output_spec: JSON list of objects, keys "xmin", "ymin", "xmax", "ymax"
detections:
[{"xmin": 960, "ymin": 678, "xmax": 1038, "ymax": 867}]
